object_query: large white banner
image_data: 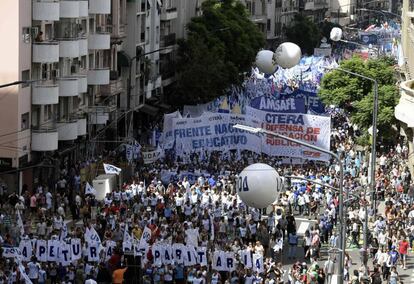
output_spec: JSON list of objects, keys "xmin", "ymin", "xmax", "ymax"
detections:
[
  {"xmin": 163, "ymin": 110, "xmax": 331, "ymax": 162},
  {"xmin": 246, "ymin": 106, "xmax": 331, "ymax": 161},
  {"xmin": 166, "ymin": 112, "xmax": 262, "ymax": 155}
]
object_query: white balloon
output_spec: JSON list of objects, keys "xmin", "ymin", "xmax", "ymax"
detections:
[
  {"xmin": 255, "ymin": 50, "xmax": 277, "ymax": 74},
  {"xmin": 330, "ymin": 27, "xmax": 343, "ymax": 42},
  {"xmin": 237, "ymin": 163, "xmax": 283, "ymax": 209},
  {"xmin": 273, "ymin": 42, "xmax": 302, "ymax": 69}
]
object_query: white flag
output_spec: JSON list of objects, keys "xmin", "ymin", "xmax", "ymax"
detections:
[
  {"xmin": 17, "ymin": 210, "xmax": 25, "ymax": 236},
  {"xmin": 103, "ymin": 163, "xmax": 122, "ymax": 175},
  {"xmin": 17, "ymin": 260, "xmax": 33, "ymax": 284},
  {"xmin": 123, "ymin": 224, "xmax": 133, "ymax": 252},
  {"xmin": 85, "ymin": 182, "xmax": 96, "ymax": 196},
  {"xmin": 138, "ymin": 227, "xmax": 152, "ymax": 251},
  {"xmin": 85, "ymin": 226, "xmax": 101, "ymax": 244}
]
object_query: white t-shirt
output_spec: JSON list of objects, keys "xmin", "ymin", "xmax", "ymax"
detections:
[{"xmin": 27, "ymin": 261, "xmax": 40, "ymax": 279}]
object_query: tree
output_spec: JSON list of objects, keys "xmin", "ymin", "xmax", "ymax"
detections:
[
  {"xmin": 169, "ymin": 0, "xmax": 265, "ymax": 106},
  {"xmin": 284, "ymin": 14, "xmax": 321, "ymax": 55},
  {"xmin": 318, "ymin": 56, "xmax": 400, "ymax": 143}
]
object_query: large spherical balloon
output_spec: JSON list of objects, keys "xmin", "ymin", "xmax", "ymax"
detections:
[
  {"xmin": 273, "ymin": 42, "xmax": 302, "ymax": 69},
  {"xmin": 237, "ymin": 163, "xmax": 283, "ymax": 208},
  {"xmin": 330, "ymin": 27, "xmax": 343, "ymax": 42},
  {"xmin": 255, "ymin": 50, "xmax": 277, "ymax": 74}
]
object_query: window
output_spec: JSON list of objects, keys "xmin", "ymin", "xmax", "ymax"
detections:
[
  {"xmin": 22, "ymin": 27, "xmax": 31, "ymax": 43},
  {"xmin": 146, "ymin": 27, "xmax": 150, "ymax": 44},
  {"xmin": 156, "ymin": 26, "xmax": 159, "ymax": 44},
  {"xmin": 45, "ymin": 105, "xmax": 53, "ymax": 120},
  {"xmin": 21, "ymin": 112, "xmax": 29, "ymax": 130},
  {"xmin": 267, "ymin": 19, "xmax": 271, "ymax": 31},
  {"xmin": 21, "ymin": 70, "xmax": 30, "ymax": 88}
]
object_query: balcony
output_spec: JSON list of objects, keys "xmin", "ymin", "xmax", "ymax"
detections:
[
  {"xmin": 107, "ymin": 24, "xmax": 127, "ymax": 39},
  {"xmin": 89, "ymin": 110, "xmax": 109, "ymax": 124},
  {"xmin": 33, "ymin": 41, "xmax": 59, "ymax": 63},
  {"xmin": 57, "ymin": 120, "xmax": 78, "ymax": 140},
  {"xmin": 77, "ymin": 118, "xmax": 87, "ymax": 136},
  {"xmin": 32, "ymin": 128, "xmax": 58, "ymax": 151},
  {"xmin": 89, "ymin": 0, "xmax": 111, "ymax": 14},
  {"xmin": 395, "ymin": 80, "xmax": 414, "ymax": 127},
  {"xmin": 32, "ymin": 82, "xmax": 59, "ymax": 105},
  {"xmin": 60, "ymin": 0, "xmax": 80, "ymax": 18},
  {"xmin": 59, "ymin": 39, "xmax": 80, "ymax": 58},
  {"xmin": 58, "ymin": 77, "xmax": 79, "ymax": 97},
  {"xmin": 75, "ymin": 74, "xmax": 88, "ymax": 93},
  {"xmin": 161, "ymin": 7, "xmax": 178, "ymax": 21},
  {"xmin": 33, "ymin": 0, "xmax": 60, "ymax": 21},
  {"xmin": 79, "ymin": 38, "xmax": 88, "ymax": 56},
  {"xmin": 100, "ymin": 77, "xmax": 125, "ymax": 96},
  {"xmin": 88, "ymin": 68, "xmax": 110, "ymax": 85},
  {"xmin": 79, "ymin": 0, "xmax": 88, "ymax": 17},
  {"xmin": 160, "ymin": 33, "xmax": 176, "ymax": 52},
  {"xmin": 88, "ymin": 32, "xmax": 110, "ymax": 50}
]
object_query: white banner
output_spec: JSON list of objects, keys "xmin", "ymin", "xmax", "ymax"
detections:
[
  {"xmin": 252, "ymin": 253, "xmax": 264, "ymax": 273},
  {"xmin": 59, "ymin": 242, "xmax": 71, "ymax": 266},
  {"xmin": 71, "ymin": 238, "xmax": 82, "ymax": 261},
  {"xmin": 168, "ymin": 112, "xmax": 262, "ymax": 155},
  {"xmin": 47, "ymin": 240, "xmax": 58, "ymax": 262},
  {"xmin": 88, "ymin": 242, "xmax": 100, "ymax": 262},
  {"xmin": 2, "ymin": 247, "xmax": 22, "ymax": 258},
  {"xmin": 240, "ymin": 249, "xmax": 253, "ymax": 268},
  {"xmin": 142, "ymin": 148, "xmax": 165, "ymax": 164},
  {"xmin": 19, "ymin": 240, "xmax": 32, "ymax": 262},
  {"xmin": 246, "ymin": 106, "xmax": 331, "ymax": 161},
  {"xmin": 36, "ymin": 240, "xmax": 47, "ymax": 262},
  {"xmin": 196, "ymin": 247, "xmax": 208, "ymax": 266}
]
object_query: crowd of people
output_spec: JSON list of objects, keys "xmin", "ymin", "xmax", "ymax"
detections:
[{"xmin": 0, "ymin": 111, "xmax": 412, "ymax": 284}]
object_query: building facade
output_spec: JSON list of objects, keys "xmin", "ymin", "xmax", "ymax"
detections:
[
  {"xmin": 0, "ymin": 0, "xmax": 208, "ymax": 192},
  {"xmin": 395, "ymin": 0, "xmax": 414, "ymax": 171},
  {"xmin": 0, "ymin": 0, "xmax": 128, "ymax": 193}
]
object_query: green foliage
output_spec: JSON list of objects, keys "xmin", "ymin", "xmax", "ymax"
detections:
[
  {"xmin": 284, "ymin": 14, "xmax": 321, "ymax": 55},
  {"xmin": 170, "ymin": 0, "xmax": 265, "ymax": 105},
  {"xmin": 318, "ymin": 56, "xmax": 399, "ymax": 140}
]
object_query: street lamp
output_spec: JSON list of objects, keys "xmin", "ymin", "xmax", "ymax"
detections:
[
  {"xmin": 324, "ymin": 67, "xmax": 378, "ymax": 266},
  {"xmin": 0, "ymin": 79, "xmax": 43, "ymax": 89},
  {"xmin": 232, "ymin": 124, "xmax": 346, "ymax": 284}
]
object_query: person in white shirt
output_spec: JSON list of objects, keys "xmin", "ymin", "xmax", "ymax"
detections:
[
  {"xmin": 27, "ymin": 257, "xmax": 41, "ymax": 282},
  {"xmin": 38, "ymin": 265, "xmax": 47, "ymax": 284}
]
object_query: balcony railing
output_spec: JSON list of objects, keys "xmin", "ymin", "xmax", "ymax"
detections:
[
  {"xmin": 33, "ymin": 0, "xmax": 60, "ymax": 21},
  {"xmin": 33, "ymin": 41, "xmax": 59, "ymax": 63},
  {"xmin": 100, "ymin": 78, "xmax": 125, "ymax": 96},
  {"xmin": 160, "ymin": 33, "xmax": 176, "ymax": 48},
  {"xmin": 32, "ymin": 126, "xmax": 58, "ymax": 151}
]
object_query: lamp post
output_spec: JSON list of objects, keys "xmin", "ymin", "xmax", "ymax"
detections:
[
  {"xmin": 325, "ymin": 67, "xmax": 378, "ymax": 267},
  {"xmin": 232, "ymin": 124, "xmax": 346, "ymax": 284}
]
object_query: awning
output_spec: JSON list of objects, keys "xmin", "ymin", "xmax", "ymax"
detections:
[
  {"xmin": 117, "ymin": 51, "xmax": 131, "ymax": 67},
  {"xmin": 395, "ymin": 102, "xmax": 414, "ymax": 127},
  {"xmin": 138, "ymin": 104, "xmax": 159, "ymax": 116}
]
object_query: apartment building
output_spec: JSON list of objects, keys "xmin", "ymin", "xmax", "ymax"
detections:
[
  {"xmin": 395, "ymin": 0, "xmax": 414, "ymax": 164},
  {"xmin": 0, "ymin": 0, "xmax": 128, "ymax": 192},
  {"xmin": 0, "ymin": 0, "xmax": 208, "ymax": 191}
]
